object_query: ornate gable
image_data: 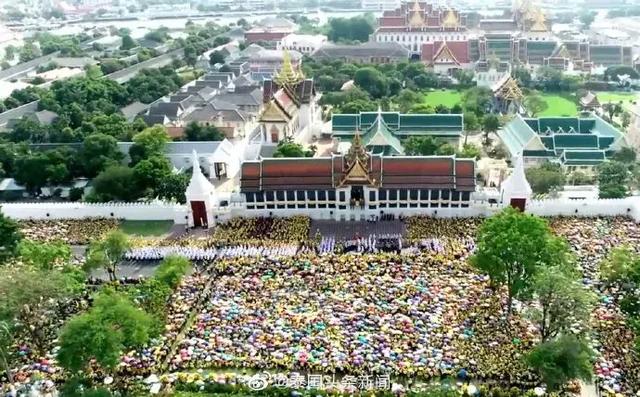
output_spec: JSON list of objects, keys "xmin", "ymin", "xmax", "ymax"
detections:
[
  {"xmin": 433, "ymin": 42, "xmax": 460, "ymax": 64},
  {"xmin": 340, "ymin": 132, "xmax": 379, "ymax": 187},
  {"xmin": 260, "ymin": 100, "xmax": 290, "ymax": 122}
]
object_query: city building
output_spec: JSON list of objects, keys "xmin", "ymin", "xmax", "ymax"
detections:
[
  {"xmin": 311, "ymin": 42, "xmax": 409, "ymax": 64},
  {"xmin": 498, "ymin": 113, "xmax": 627, "ymax": 174},
  {"xmin": 277, "ymin": 34, "xmax": 328, "ymax": 55},
  {"xmin": 361, "ymin": 0, "xmax": 402, "ymax": 11},
  {"xmin": 332, "ymin": 109, "xmax": 464, "ymax": 154}
]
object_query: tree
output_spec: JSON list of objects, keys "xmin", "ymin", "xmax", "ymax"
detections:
[
  {"xmin": 327, "ymin": 16, "xmax": 374, "ymax": 43},
  {"xmin": 81, "ymin": 134, "xmax": 124, "ymax": 177},
  {"xmin": 90, "ymin": 165, "xmax": 142, "ymax": 202},
  {"xmin": 338, "ymin": 99, "xmax": 377, "ymax": 114},
  {"xmin": 209, "ymin": 50, "xmax": 225, "ymax": 65},
  {"xmin": 471, "ymin": 207, "xmax": 570, "ymax": 316},
  {"xmin": 458, "ymin": 143, "xmax": 481, "ymax": 159},
  {"xmin": 524, "ymin": 94, "xmax": 548, "ymax": 117},
  {"xmin": 183, "ymin": 45, "xmax": 198, "ymax": 67},
  {"xmin": 154, "ymin": 255, "xmax": 191, "ymax": 288},
  {"xmin": 600, "ymin": 245, "xmax": 640, "ymax": 285},
  {"xmin": 621, "ymin": 111, "xmax": 631, "ymax": 130},
  {"xmin": 613, "ymin": 147, "xmax": 637, "ymax": 164},
  {"xmin": 158, "ymin": 172, "xmax": 189, "ymax": 203},
  {"xmin": 10, "ymin": 118, "xmax": 49, "ymax": 143},
  {"xmin": 528, "ymin": 264, "xmax": 594, "ymax": 342},
  {"xmin": 597, "ymin": 161, "xmax": 629, "ymax": 199},
  {"xmin": 273, "ymin": 140, "xmax": 314, "ymax": 158},
  {"xmin": 133, "ymin": 155, "xmax": 172, "ymax": 194},
  {"xmin": 526, "ymin": 335, "xmax": 593, "ymax": 391},
  {"xmin": 603, "ymin": 102, "xmax": 623, "ymax": 122},
  {"xmin": 120, "ymin": 34, "xmax": 137, "ymax": 50},
  {"xmin": 394, "ymin": 89, "xmax": 423, "ymax": 113},
  {"xmin": 436, "ymin": 143, "xmax": 455, "ymax": 155},
  {"xmin": 184, "ymin": 122, "xmax": 224, "ymax": 141},
  {"xmin": 481, "ymin": 114, "xmax": 501, "ymax": 144},
  {"xmin": 354, "ymin": 67, "xmax": 388, "ymax": 99},
  {"xmin": 18, "ymin": 240, "xmax": 71, "ymax": 270},
  {"xmin": 404, "ymin": 136, "xmax": 446, "ymax": 156},
  {"xmin": 525, "ymin": 162, "xmax": 566, "ymax": 194},
  {"xmin": 14, "ymin": 153, "xmax": 50, "ymax": 195},
  {"xmin": 57, "ymin": 290, "xmax": 153, "ymax": 372},
  {"xmin": 579, "ymin": 11, "xmax": 596, "ymax": 28},
  {"xmin": 83, "ymin": 231, "xmax": 130, "ymax": 281},
  {"xmin": 409, "ymin": 103, "xmax": 435, "ymax": 114},
  {"xmin": 0, "ymin": 213, "xmax": 20, "ymax": 265},
  {"xmin": 463, "ymin": 112, "xmax": 479, "ymax": 143},
  {"xmin": 513, "ymin": 67, "xmax": 532, "ymax": 88},
  {"xmin": 462, "ymin": 87, "xmax": 493, "ymax": 116}
]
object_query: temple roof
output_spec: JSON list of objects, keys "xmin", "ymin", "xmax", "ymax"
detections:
[
  {"xmin": 498, "ymin": 113, "xmax": 625, "ymax": 165},
  {"xmin": 240, "ymin": 152, "xmax": 476, "ymax": 192},
  {"xmin": 361, "ymin": 109, "xmax": 405, "ymax": 155},
  {"xmin": 332, "ymin": 111, "xmax": 463, "ymax": 138}
]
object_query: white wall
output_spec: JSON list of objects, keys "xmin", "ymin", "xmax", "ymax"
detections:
[
  {"xmin": 3, "ymin": 197, "xmax": 640, "ymax": 225},
  {"xmin": 0, "ymin": 202, "xmax": 189, "ymax": 224}
]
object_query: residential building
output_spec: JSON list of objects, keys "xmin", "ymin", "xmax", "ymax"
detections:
[{"xmin": 498, "ymin": 113, "xmax": 627, "ymax": 174}]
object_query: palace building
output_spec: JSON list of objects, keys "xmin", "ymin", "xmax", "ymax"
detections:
[
  {"xmin": 331, "ymin": 109, "xmax": 464, "ymax": 154},
  {"xmin": 239, "ymin": 133, "xmax": 476, "ymax": 219},
  {"xmin": 499, "ymin": 113, "xmax": 627, "ymax": 174},
  {"xmin": 259, "ymin": 51, "xmax": 317, "ymax": 143},
  {"xmin": 372, "ymin": 0, "xmax": 634, "ymax": 70}
]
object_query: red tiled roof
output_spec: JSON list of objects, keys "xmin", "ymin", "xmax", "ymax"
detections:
[
  {"xmin": 380, "ymin": 17, "xmax": 405, "ymax": 27},
  {"xmin": 240, "ymin": 155, "xmax": 475, "ymax": 192},
  {"xmin": 421, "ymin": 43, "xmax": 435, "ymax": 62}
]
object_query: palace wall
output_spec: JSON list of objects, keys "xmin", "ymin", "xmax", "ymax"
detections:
[{"xmin": 3, "ymin": 198, "xmax": 640, "ymax": 224}]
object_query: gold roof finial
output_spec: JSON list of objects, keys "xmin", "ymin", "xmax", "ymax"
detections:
[
  {"xmin": 442, "ymin": 8, "xmax": 459, "ymax": 29},
  {"xmin": 411, "ymin": 0, "xmax": 422, "ymax": 12},
  {"xmin": 529, "ymin": 9, "xmax": 547, "ymax": 32},
  {"xmin": 274, "ymin": 49, "xmax": 303, "ymax": 86}
]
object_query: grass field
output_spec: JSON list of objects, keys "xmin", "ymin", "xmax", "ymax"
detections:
[
  {"xmin": 422, "ymin": 89, "xmax": 463, "ymax": 108},
  {"xmin": 119, "ymin": 220, "xmax": 173, "ymax": 236},
  {"xmin": 595, "ymin": 91, "xmax": 639, "ymax": 112},
  {"xmin": 538, "ymin": 94, "xmax": 578, "ymax": 117}
]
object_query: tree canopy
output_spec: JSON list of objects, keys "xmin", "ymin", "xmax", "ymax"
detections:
[
  {"xmin": 525, "ymin": 162, "xmax": 566, "ymax": 195},
  {"xmin": 526, "ymin": 335, "xmax": 593, "ymax": 391},
  {"xmin": 471, "ymin": 207, "xmax": 571, "ymax": 316},
  {"xmin": 597, "ymin": 161, "xmax": 629, "ymax": 199}
]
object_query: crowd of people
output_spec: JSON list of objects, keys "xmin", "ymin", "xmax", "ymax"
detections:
[
  {"xmin": 167, "ymin": 248, "xmax": 539, "ymax": 387},
  {"xmin": 18, "ymin": 218, "xmax": 119, "ymax": 245},
  {"xmin": 549, "ymin": 217, "xmax": 640, "ymax": 396},
  {"xmin": 210, "ymin": 216, "xmax": 311, "ymax": 244},
  {"xmin": 4, "ymin": 216, "xmax": 640, "ymax": 397},
  {"xmin": 124, "ymin": 244, "xmax": 301, "ymax": 261}
]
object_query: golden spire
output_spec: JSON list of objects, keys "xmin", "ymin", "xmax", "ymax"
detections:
[
  {"xmin": 442, "ymin": 9, "xmax": 459, "ymax": 29},
  {"xmin": 529, "ymin": 9, "xmax": 547, "ymax": 32},
  {"xmin": 411, "ymin": 0, "xmax": 421, "ymax": 12},
  {"xmin": 341, "ymin": 129, "xmax": 375, "ymax": 187},
  {"xmin": 274, "ymin": 49, "xmax": 303, "ymax": 86}
]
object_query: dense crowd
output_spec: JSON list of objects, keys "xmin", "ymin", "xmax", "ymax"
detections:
[
  {"xmin": 168, "ymin": 248, "xmax": 537, "ymax": 387},
  {"xmin": 4, "ymin": 216, "xmax": 640, "ymax": 397},
  {"xmin": 550, "ymin": 217, "xmax": 640, "ymax": 396},
  {"xmin": 210, "ymin": 216, "xmax": 311, "ymax": 244},
  {"xmin": 18, "ymin": 219, "xmax": 118, "ymax": 245}
]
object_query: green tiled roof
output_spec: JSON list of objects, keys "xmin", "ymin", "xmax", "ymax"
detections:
[
  {"xmin": 553, "ymin": 134, "xmax": 599, "ymax": 149},
  {"xmin": 331, "ymin": 111, "xmax": 463, "ymax": 137},
  {"xmin": 560, "ymin": 150, "xmax": 606, "ymax": 165},
  {"xmin": 362, "ymin": 114, "xmax": 405, "ymax": 155},
  {"xmin": 500, "ymin": 113, "xmax": 625, "ymax": 163}
]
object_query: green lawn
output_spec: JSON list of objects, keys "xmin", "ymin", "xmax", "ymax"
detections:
[
  {"xmin": 595, "ymin": 91, "xmax": 639, "ymax": 111},
  {"xmin": 119, "ymin": 220, "xmax": 174, "ymax": 236},
  {"xmin": 538, "ymin": 94, "xmax": 578, "ymax": 117},
  {"xmin": 422, "ymin": 89, "xmax": 463, "ymax": 108}
]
